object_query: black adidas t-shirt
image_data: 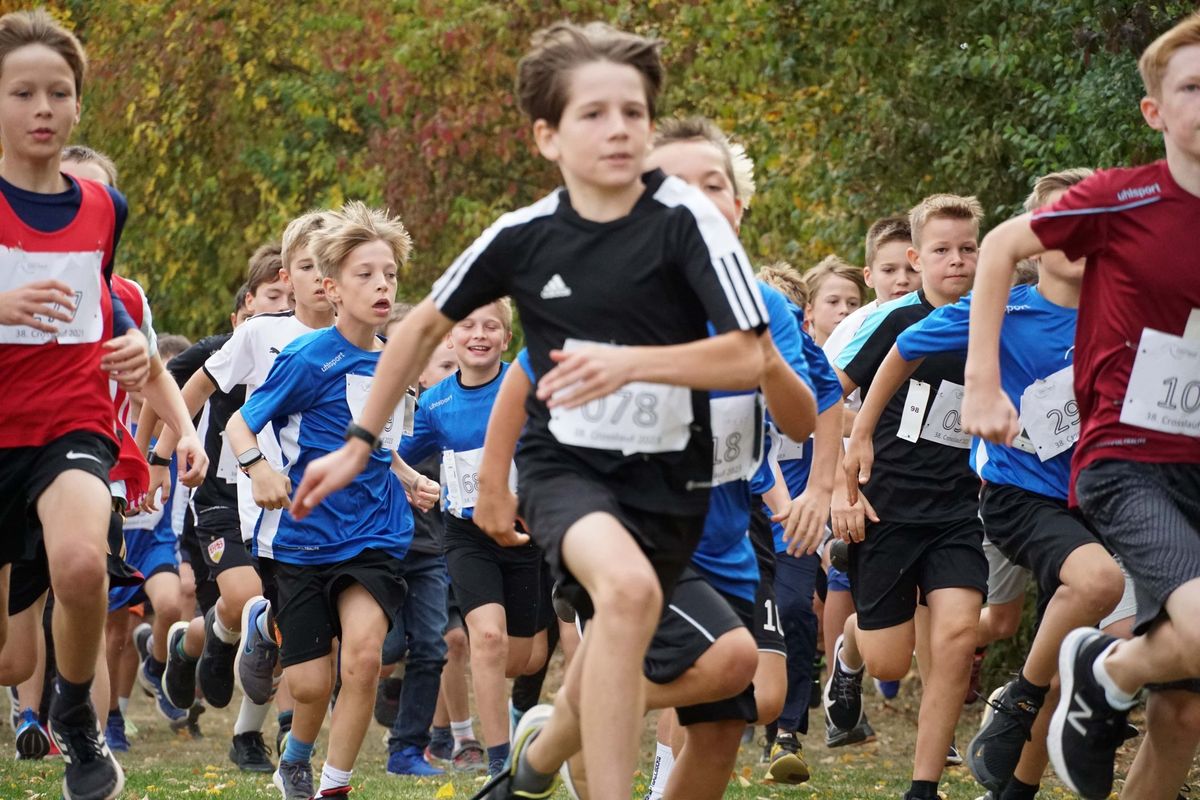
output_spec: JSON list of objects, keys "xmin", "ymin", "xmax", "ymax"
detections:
[
  {"xmin": 168, "ymin": 333, "xmax": 245, "ymax": 510},
  {"xmin": 431, "ymin": 169, "xmax": 768, "ymax": 515},
  {"xmin": 840, "ymin": 291, "xmax": 980, "ymax": 523}
]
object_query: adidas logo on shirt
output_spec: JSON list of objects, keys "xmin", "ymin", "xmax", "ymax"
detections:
[{"xmin": 540, "ymin": 274, "xmax": 572, "ymax": 300}]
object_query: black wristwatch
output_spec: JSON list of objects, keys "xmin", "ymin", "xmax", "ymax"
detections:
[
  {"xmin": 237, "ymin": 447, "xmax": 266, "ymax": 474},
  {"xmin": 344, "ymin": 421, "xmax": 382, "ymax": 450},
  {"xmin": 147, "ymin": 451, "xmax": 172, "ymax": 467}
]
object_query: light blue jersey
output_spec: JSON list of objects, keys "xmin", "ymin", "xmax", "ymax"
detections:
[
  {"xmin": 896, "ymin": 284, "xmax": 1077, "ymax": 499},
  {"xmin": 240, "ymin": 327, "xmax": 413, "ymax": 564}
]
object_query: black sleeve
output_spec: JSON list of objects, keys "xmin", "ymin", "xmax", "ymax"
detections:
[
  {"xmin": 429, "ymin": 220, "xmax": 515, "ymax": 322},
  {"xmin": 672, "ymin": 199, "xmax": 768, "ymax": 335},
  {"xmin": 168, "ymin": 335, "xmax": 227, "ymax": 389},
  {"xmin": 842, "ymin": 313, "xmax": 903, "ymax": 393}
]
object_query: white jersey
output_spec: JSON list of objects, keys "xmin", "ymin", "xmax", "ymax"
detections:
[
  {"xmin": 204, "ymin": 311, "xmax": 316, "ymax": 543},
  {"xmin": 823, "ymin": 299, "xmax": 878, "ymax": 411}
]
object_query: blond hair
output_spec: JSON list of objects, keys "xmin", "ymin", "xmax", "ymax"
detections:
[
  {"xmin": 280, "ymin": 210, "xmax": 330, "ymax": 273},
  {"xmin": 909, "ymin": 194, "xmax": 984, "ymax": 249},
  {"xmin": 1023, "ymin": 167, "xmax": 1095, "ymax": 212},
  {"xmin": 517, "ymin": 21, "xmax": 664, "ymax": 125},
  {"xmin": 61, "ymin": 145, "xmax": 118, "ymax": 187},
  {"xmin": 311, "ymin": 201, "xmax": 412, "ymax": 280},
  {"xmin": 757, "ymin": 261, "xmax": 808, "ymax": 307},
  {"xmin": 804, "ymin": 255, "xmax": 867, "ymax": 305},
  {"xmin": 0, "ymin": 9, "xmax": 86, "ymax": 95},
  {"xmin": 653, "ymin": 116, "xmax": 757, "ymax": 205},
  {"xmin": 1139, "ymin": 12, "xmax": 1200, "ymax": 98},
  {"xmin": 864, "ymin": 215, "xmax": 912, "ymax": 267}
]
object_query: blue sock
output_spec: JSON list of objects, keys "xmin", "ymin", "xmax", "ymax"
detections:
[
  {"xmin": 282, "ymin": 735, "xmax": 314, "ymax": 764},
  {"xmin": 487, "ymin": 742, "xmax": 510, "ymax": 768},
  {"xmin": 253, "ymin": 604, "xmax": 271, "ymax": 639}
]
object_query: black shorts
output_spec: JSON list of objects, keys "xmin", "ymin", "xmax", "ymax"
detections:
[
  {"xmin": 8, "ymin": 543, "xmax": 50, "ymax": 616},
  {"xmin": 848, "ymin": 516, "xmax": 987, "ymax": 631},
  {"xmin": 192, "ymin": 505, "xmax": 256, "ymax": 576},
  {"xmin": 0, "ymin": 431, "xmax": 116, "ymax": 565},
  {"xmin": 1076, "ymin": 460, "xmax": 1200, "ymax": 636},
  {"xmin": 980, "ymin": 483, "xmax": 1102, "ymax": 615},
  {"xmin": 443, "ymin": 515, "xmax": 542, "ymax": 638},
  {"xmin": 748, "ymin": 502, "xmax": 778, "ymax": 589},
  {"xmin": 262, "ymin": 548, "xmax": 407, "ymax": 668},
  {"xmin": 445, "ymin": 584, "xmax": 465, "ymax": 633},
  {"xmin": 754, "ymin": 572, "xmax": 786, "ymax": 656},
  {"xmin": 518, "ymin": 470, "xmax": 704, "ymax": 621},
  {"xmin": 642, "ymin": 570, "xmax": 756, "ymax": 726}
]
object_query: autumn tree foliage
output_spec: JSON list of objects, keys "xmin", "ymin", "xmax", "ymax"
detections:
[{"xmin": 15, "ymin": 0, "xmax": 1192, "ymax": 336}]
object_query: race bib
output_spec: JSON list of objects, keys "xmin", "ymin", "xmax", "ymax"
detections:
[
  {"xmin": 1121, "ymin": 327, "xmax": 1200, "ymax": 438},
  {"xmin": 0, "ymin": 247, "xmax": 104, "ymax": 345},
  {"xmin": 774, "ymin": 431, "xmax": 808, "ymax": 462},
  {"xmin": 896, "ymin": 379, "xmax": 931, "ymax": 443},
  {"xmin": 442, "ymin": 447, "xmax": 518, "ymax": 514},
  {"xmin": 344, "ymin": 374, "xmax": 410, "ymax": 450},
  {"xmin": 547, "ymin": 340, "xmax": 693, "ymax": 455},
  {"xmin": 1019, "ymin": 365, "xmax": 1079, "ymax": 460},
  {"xmin": 918, "ymin": 380, "xmax": 971, "ymax": 449},
  {"xmin": 216, "ymin": 432, "xmax": 239, "ymax": 482},
  {"xmin": 709, "ymin": 394, "xmax": 764, "ymax": 486}
]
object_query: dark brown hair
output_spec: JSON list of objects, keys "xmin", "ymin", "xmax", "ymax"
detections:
[
  {"xmin": 516, "ymin": 21, "xmax": 664, "ymax": 126},
  {"xmin": 864, "ymin": 215, "xmax": 912, "ymax": 267},
  {"xmin": 62, "ymin": 145, "xmax": 118, "ymax": 186},
  {"xmin": 0, "ymin": 9, "xmax": 86, "ymax": 95}
]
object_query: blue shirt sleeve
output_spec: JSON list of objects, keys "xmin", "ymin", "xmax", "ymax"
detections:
[
  {"xmin": 516, "ymin": 348, "xmax": 536, "ymax": 382},
  {"xmin": 801, "ymin": 331, "xmax": 844, "ymax": 413},
  {"xmin": 239, "ymin": 345, "xmax": 320, "ymax": 434},
  {"xmin": 110, "ymin": 288, "xmax": 135, "ymax": 336},
  {"xmin": 896, "ymin": 294, "xmax": 972, "ymax": 361}
]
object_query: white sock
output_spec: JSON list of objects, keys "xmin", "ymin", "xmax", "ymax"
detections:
[
  {"xmin": 234, "ymin": 696, "xmax": 271, "ymax": 735},
  {"xmin": 117, "ymin": 696, "xmax": 129, "ymax": 716},
  {"xmin": 451, "ymin": 718, "xmax": 474, "ymax": 744},
  {"xmin": 646, "ymin": 741, "xmax": 674, "ymax": 800},
  {"xmin": 212, "ymin": 613, "xmax": 240, "ymax": 644},
  {"xmin": 1092, "ymin": 640, "xmax": 1137, "ymax": 709},
  {"xmin": 319, "ymin": 763, "xmax": 352, "ymax": 792},
  {"xmin": 838, "ymin": 652, "xmax": 864, "ymax": 674}
]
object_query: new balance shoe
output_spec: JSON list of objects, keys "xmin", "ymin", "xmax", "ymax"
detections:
[
  {"xmin": 764, "ymin": 732, "xmax": 811, "ymax": 784},
  {"xmin": 1048, "ymin": 628, "xmax": 1133, "ymax": 800},
  {"xmin": 131, "ymin": 623, "xmax": 153, "ymax": 698},
  {"xmin": 51, "ymin": 703, "xmax": 125, "ymax": 800},
  {"xmin": 967, "ymin": 679, "xmax": 1041, "ymax": 793},
  {"xmin": 450, "ymin": 738, "xmax": 486, "ymax": 772},
  {"xmin": 15, "ymin": 707, "xmax": 51, "ymax": 759},
  {"xmin": 139, "ymin": 658, "xmax": 187, "ymax": 723},
  {"xmin": 826, "ymin": 714, "xmax": 877, "ymax": 748},
  {"xmin": 946, "ymin": 740, "xmax": 964, "ymax": 767},
  {"xmin": 388, "ymin": 745, "xmax": 445, "ymax": 776},
  {"xmin": 229, "ymin": 731, "xmax": 275, "ymax": 773},
  {"xmin": 236, "ymin": 596, "xmax": 279, "ymax": 705},
  {"xmin": 823, "ymin": 634, "xmax": 865, "ymax": 732},
  {"xmin": 103, "ymin": 711, "xmax": 129, "ymax": 753},
  {"xmin": 162, "ymin": 619, "xmax": 198, "ymax": 711},
  {"xmin": 274, "ymin": 759, "xmax": 314, "ymax": 800},
  {"xmin": 197, "ymin": 607, "xmax": 237, "ymax": 708}
]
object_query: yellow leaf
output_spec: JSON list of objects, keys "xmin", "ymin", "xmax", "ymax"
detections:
[{"xmin": 434, "ymin": 782, "xmax": 456, "ymax": 798}]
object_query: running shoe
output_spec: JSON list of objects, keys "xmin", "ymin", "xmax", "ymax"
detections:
[
  {"xmin": 131, "ymin": 622, "xmax": 153, "ymax": 698},
  {"xmin": 103, "ymin": 711, "xmax": 129, "ymax": 753},
  {"xmin": 967, "ymin": 679, "xmax": 1040, "ymax": 793},
  {"xmin": 1048, "ymin": 628, "xmax": 1132, "ymax": 800},
  {"xmin": 388, "ymin": 744, "xmax": 445, "ymax": 776},
  {"xmin": 197, "ymin": 607, "xmax": 237, "ymax": 708},
  {"xmin": 51, "ymin": 702, "xmax": 125, "ymax": 800},
  {"xmin": 825, "ymin": 714, "xmax": 877, "ymax": 748},
  {"xmin": 139, "ymin": 658, "xmax": 187, "ymax": 723},
  {"xmin": 15, "ymin": 707, "xmax": 51, "ymax": 759},
  {"xmin": 229, "ymin": 731, "xmax": 275, "ymax": 773},
  {"xmin": 823, "ymin": 634, "xmax": 865, "ymax": 732},
  {"xmin": 874, "ymin": 677, "xmax": 901, "ymax": 700},
  {"xmin": 162, "ymin": 619, "xmax": 198, "ymax": 711},
  {"xmin": 235, "ymin": 596, "xmax": 279, "ymax": 705},
  {"xmin": 425, "ymin": 730, "xmax": 453, "ymax": 763},
  {"xmin": 273, "ymin": 759, "xmax": 313, "ymax": 800},
  {"xmin": 764, "ymin": 731, "xmax": 811, "ymax": 784},
  {"xmin": 450, "ymin": 737, "xmax": 486, "ymax": 772},
  {"xmin": 475, "ymin": 703, "xmax": 556, "ymax": 799},
  {"xmin": 946, "ymin": 739, "xmax": 964, "ymax": 766}
]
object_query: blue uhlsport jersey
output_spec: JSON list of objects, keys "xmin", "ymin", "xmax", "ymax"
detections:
[
  {"xmin": 239, "ymin": 327, "xmax": 413, "ymax": 564},
  {"xmin": 896, "ymin": 284, "xmax": 1077, "ymax": 499},
  {"xmin": 399, "ymin": 362, "xmax": 511, "ymax": 520}
]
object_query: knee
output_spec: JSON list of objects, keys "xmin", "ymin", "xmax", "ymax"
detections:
[
  {"xmin": 864, "ymin": 649, "xmax": 912, "ymax": 682},
  {"xmin": 288, "ymin": 672, "xmax": 332, "ymax": 705},
  {"xmin": 340, "ymin": 639, "xmax": 385, "ymax": 687},
  {"xmin": 153, "ymin": 596, "xmax": 182, "ymax": 626},
  {"xmin": 0, "ymin": 648, "xmax": 35, "ymax": 686},
  {"xmin": 592, "ymin": 567, "xmax": 662, "ymax": 629},
  {"xmin": 990, "ymin": 606, "xmax": 1024, "ymax": 640},
  {"xmin": 1069, "ymin": 562, "xmax": 1125, "ymax": 616},
  {"xmin": 1148, "ymin": 692, "xmax": 1200, "ymax": 737},
  {"xmin": 49, "ymin": 546, "xmax": 107, "ymax": 600},
  {"xmin": 470, "ymin": 624, "xmax": 507, "ymax": 662},
  {"xmin": 444, "ymin": 628, "xmax": 469, "ymax": 662},
  {"xmin": 712, "ymin": 631, "xmax": 758, "ymax": 698}
]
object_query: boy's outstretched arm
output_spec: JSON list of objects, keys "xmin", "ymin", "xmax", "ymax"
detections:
[
  {"xmin": 475, "ymin": 364, "xmax": 532, "ymax": 547},
  {"xmin": 963, "ymin": 214, "xmax": 1044, "ymax": 443},
  {"xmin": 292, "ymin": 299, "xmax": 454, "ymax": 518}
]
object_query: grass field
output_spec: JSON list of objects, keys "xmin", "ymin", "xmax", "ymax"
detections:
[{"xmin": 0, "ymin": 668, "xmax": 1182, "ymax": 799}]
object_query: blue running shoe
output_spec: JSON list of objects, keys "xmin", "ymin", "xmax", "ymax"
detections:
[
  {"xmin": 140, "ymin": 658, "xmax": 186, "ymax": 723},
  {"xmin": 104, "ymin": 711, "xmax": 130, "ymax": 753},
  {"xmin": 15, "ymin": 707, "xmax": 51, "ymax": 759},
  {"xmin": 388, "ymin": 745, "xmax": 445, "ymax": 776},
  {"xmin": 874, "ymin": 677, "xmax": 901, "ymax": 700}
]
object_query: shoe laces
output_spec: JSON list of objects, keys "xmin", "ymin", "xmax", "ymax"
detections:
[
  {"xmin": 831, "ymin": 667, "xmax": 861, "ymax": 706},
  {"xmin": 240, "ymin": 732, "xmax": 271, "ymax": 760},
  {"xmin": 985, "ymin": 689, "xmax": 1036, "ymax": 740},
  {"xmin": 58, "ymin": 721, "xmax": 106, "ymax": 765}
]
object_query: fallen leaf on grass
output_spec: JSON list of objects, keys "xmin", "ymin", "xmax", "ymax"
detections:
[{"xmin": 435, "ymin": 782, "xmax": 456, "ymax": 797}]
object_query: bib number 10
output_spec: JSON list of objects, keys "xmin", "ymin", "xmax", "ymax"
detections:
[{"xmin": 1121, "ymin": 327, "xmax": 1200, "ymax": 438}]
